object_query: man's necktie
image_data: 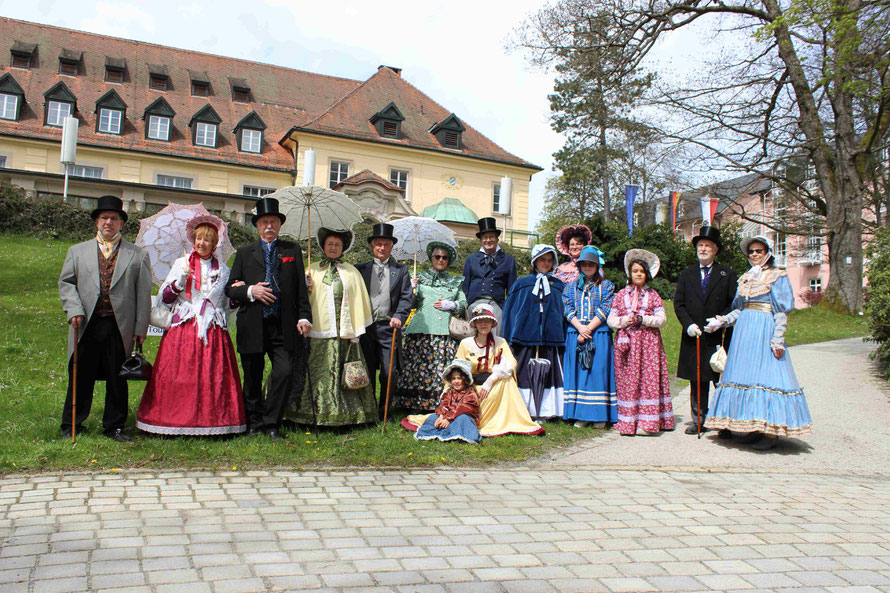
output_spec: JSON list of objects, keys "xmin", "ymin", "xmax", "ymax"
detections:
[
  {"xmin": 376, "ymin": 262, "xmax": 385, "ymax": 281},
  {"xmin": 263, "ymin": 242, "xmax": 280, "ymax": 319},
  {"xmin": 701, "ymin": 265, "xmax": 711, "ymax": 294}
]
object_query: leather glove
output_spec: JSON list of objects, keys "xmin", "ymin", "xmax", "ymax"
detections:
[
  {"xmin": 687, "ymin": 323, "xmax": 702, "ymax": 338},
  {"xmin": 704, "ymin": 317, "xmax": 724, "ymax": 333}
]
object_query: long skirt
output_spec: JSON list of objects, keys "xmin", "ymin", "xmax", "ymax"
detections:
[
  {"xmin": 288, "ymin": 337, "xmax": 377, "ymax": 427},
  {"xmin": 562, "ymin": 327, "xmax": 618, "ymax": 422},
  {"xmin": 392, "ymin": 334, "xmax": 456, "ymax": 411},
  {"xmin": 137, "ymin": 319, "xmax": 246, "ymax": 435},
  {"xmin": 613, "ymin": 327, "xmax": 674, "ymax": 435},
  {"xmin": 705, "ymin": 309, "xmax": 812, "ymax": 437},
  {"xmin": 514, "ymin": 344, "xmax": 565, "ymax": 419},
  {"xmin": 414, "ymin": 413, "xmax": 481, "ymax": 444}
]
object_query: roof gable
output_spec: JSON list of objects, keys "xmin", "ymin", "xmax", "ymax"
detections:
[
  {"xmin": 0, "ymin": 73, "xmax": 24, "ymax": 96},
  {"xmin": 95, "ymin": 89, "xmax": 127, "ymax": 111},
  {"xmin": 189, "ymin": 104, "xmax": 222, "ymax": 126},
  {"xmin": 369, "ymin": 101, "xmax": 405, "ymax": 123},
  {"xmin": 430, "ymin": 113, "xmax": 465, "ymax": 134},
  {"xmin": 233, "ymin": 111, "xmax": 266, "ymax": 131},
  {"xmin": 44, "ymin": 81, "xmax": 77, "ymax": 104},
  {"xmin": 143, "ymin": 96, "xmax": 175, "ymax": 119}
]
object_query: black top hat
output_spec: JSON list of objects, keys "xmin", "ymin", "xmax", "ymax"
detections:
[
  {"xmin": 91, "ymin": 195, "xmax": 128, "ymax": 222},
  {"xmin": 367, "ymin": 222, "xmax": 398, "ymax": 245},
  {"xmin": 252, "ymin": 197, "xmax": 286, "ymax": 226},
  {"xmin": 476, "ymin": 217, "xmax": 501, "ymax": 238},
  {"xmin": 692, "ymin": 225, "xmax": 722, "ymax": 251}
]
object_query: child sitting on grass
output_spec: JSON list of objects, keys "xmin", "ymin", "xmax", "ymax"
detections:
[{"xmin": 412, "ymin": 359, "xmax": 481, "ymax": 444}]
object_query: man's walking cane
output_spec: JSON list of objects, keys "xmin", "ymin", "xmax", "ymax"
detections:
[
  {"xmin": 695, "ymin": 335, "xmax": 702, "ymax": 439},
  {"xmin": 381, "ymin": 327, "xmax": 398, "ymax": 432},
  {"xmin": 71, "ymin": 325, "xmax": 78, "ymax": 444}
]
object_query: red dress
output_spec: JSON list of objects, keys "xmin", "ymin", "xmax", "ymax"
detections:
[
  {"xmin": 137, "ymin": 256, "xmax": 246, "ymax": 435},
  {"xmin": 608, "ymin": 286, "xmax": 674, "ymax": 435}
]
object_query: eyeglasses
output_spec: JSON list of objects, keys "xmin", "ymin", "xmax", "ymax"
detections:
[
  {"xmin": 432, "ymin": 255, "xmax": 449, "ymax": 261},
  {"xmin": 747, "ymin": 248, "xmax": 766, "ymax": 255}
]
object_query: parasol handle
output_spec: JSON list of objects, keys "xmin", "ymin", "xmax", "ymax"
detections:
[
  {"xmin": 413, "ymin": 223, "xmax": 418, "ymax": 281},
  {"xmin": 306, "ymin": 192, "xmax": 311, "ymax": 271}
]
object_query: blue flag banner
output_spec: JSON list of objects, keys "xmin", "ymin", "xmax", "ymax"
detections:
[{"xmin": 625, "ymin": 185, "xmax": 639, "ymax": 236}]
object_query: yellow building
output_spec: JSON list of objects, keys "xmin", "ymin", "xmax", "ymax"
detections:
[{"xmin": 0, "ymin": 18, "xmax": 541, "ymax": 244}]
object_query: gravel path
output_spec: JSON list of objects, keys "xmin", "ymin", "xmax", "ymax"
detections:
[{"xmin": 540, "ymin": 338, "xmax": 890, "ymax": 478}]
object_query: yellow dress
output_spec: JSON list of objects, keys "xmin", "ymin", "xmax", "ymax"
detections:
[{"xmin": 405, "ymin": 336, "xmax": 544, "ymax": 437}]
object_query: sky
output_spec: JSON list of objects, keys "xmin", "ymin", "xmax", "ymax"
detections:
[{"xmin": 1, "ymin": 0, "xmax": 569, "ymax": 229}]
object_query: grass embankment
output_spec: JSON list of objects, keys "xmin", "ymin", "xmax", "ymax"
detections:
[{"xmin": 0, "ymin": 234, "xmax": 866, "ymax": 473}]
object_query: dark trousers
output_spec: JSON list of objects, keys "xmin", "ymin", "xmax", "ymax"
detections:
[
  {"xmin": 61, "ymin": 315, "xmax": 128, "ymax": 434},
  {"xmin": 361, "ymin": 320, "xmax": 400, "ymax": 420},
  {"xmin": 689, "ymin": 380, "xmax": 712, "ymax": 426},
  {"xmin": 240, "ymin": 317, "xmax": 293, "ymax": 431}
]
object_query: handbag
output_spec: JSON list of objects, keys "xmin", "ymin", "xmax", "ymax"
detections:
[
  {"xmin": 149, "ymin": 293, "xmax": 173, "ymax": 330},
  {"xmin": 449, "ymin": 311, "xmax": 474, "ymax": 341},
  {"xmin": 119, "ymin": 341, "xmax": 153, "ymax": 381},
  {"xmin": 341, "ymin": 342, "xmax": 370, "ymax": 390},
  {"xmin": 709, "ymin": 330, "xmax": 728, "ymax": 373},
  {"xmin": 577, "ymin": 338, "xmax": 596, "ymax": 370}
]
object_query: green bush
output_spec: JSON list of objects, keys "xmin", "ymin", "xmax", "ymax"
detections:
[{"xmin": 864, "ymin": 226, "xmax": 890, "ymax": 378}]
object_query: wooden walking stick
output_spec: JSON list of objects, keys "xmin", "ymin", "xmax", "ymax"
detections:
[
  {"xmin": 71, "ymin": 324, "xmax": 78, "ymax": 444},
  {"xmin": 381, "ymin": 327, "xmax": 398, "ymax": 432},
  {"xmin": 695, "ymin": 335, "xmax": 702, "ymax": 439}
]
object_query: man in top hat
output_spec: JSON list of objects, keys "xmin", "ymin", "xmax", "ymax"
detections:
[
  {"xmin": 58, "ymin": 195, "xmax": 152, "ymax": 442},
  {"xmin": 461, "ymin": 217, "xmax": 517, "ymax": 337},
  {"xmin": 226, "ymin": 197, "xmax": 312, "ymax": 439},
  {"xmin": 356, "ymin": 223, "xmax": 413, "ymax": 420},
  {"xmin": 674, "ymin": 226, "xmax": 737, "ymax": 436}
]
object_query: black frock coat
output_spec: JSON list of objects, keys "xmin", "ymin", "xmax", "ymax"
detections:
[
  {"xmin": 673, "ymin": 262, "xmax": 738, "ymax": 383},
  {"xmin": 225, "ymin": 240, "xmax": 312, "ymax": 354}
]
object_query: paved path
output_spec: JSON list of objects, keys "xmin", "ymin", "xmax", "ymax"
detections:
[{"xmin": 1, "ymin": 338, "xmax": 889, "ymax": 593}]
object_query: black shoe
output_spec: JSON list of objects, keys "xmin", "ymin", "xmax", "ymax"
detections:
[
  {"xmin": 61, "ymin": 427, "xmax": 72, "ymax": 438},
  {"xmin": 266, "ymin": 429, "xmax": 283, "ymax": 440},
  {"xmin": 246, "ymin": 427, "xmax": 261, "ymax": 437},
  {"xmin": 685, "ymin": 424, "xmax": 708, "ymax": 435},
  {"xmin": 107, "ymin": 429, "xmax": 133, "ymax": 443},
  {"xmin": 737, "ymin": 432, "xmax": 763, "ymax": 444},
  {"xmin": 718, "ymin": 429, "xmax": 733, "ymax": 440}
]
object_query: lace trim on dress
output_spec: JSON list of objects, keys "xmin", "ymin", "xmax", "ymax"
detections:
[{"xmin": 737, "ymin": 267, "xmax": 786, "ymax": 298}]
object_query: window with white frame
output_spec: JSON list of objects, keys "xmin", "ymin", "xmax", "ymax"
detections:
[
  {"xmin": 390, "ymin": 169, "xmax": 408, "ymax": 191},
  {"xmin": 809, "ymin": 277, "xmax": 823, "ymax": 292},
  {"xmin": 98, "ymin": 108, "xmax": 122, "ymax": 134},
  {"xmin": 195, "ymin": 122, "xmax": 217, "ymax": 147},
  {"xmin": 157, "ymin": 174, "xmax": 192, "ymax": 189},
  {"xmin": 0, "ymin": 156, "xmax": 7, "ymax": 168},
  {"xmin": 774, "ymin": 233, "xmax": 787, "ymax": 266},
  {"xmin": 241, "ymin": 129, "xmax": 262, "ymax": 153},
  {"xmin": 0, "ymin": 93, "xmax": 18, "ymax": 120},
  {"xmin": 329, "ymin": 161, "xmax": 349, "ymax": 188},
  {"xmin": 47, "ymin": 101, "xmax": 71, "ymax": 126},
  {"xmin": 492, "ymin": 184, "xmax": 501, "ymax": 213},
  {"xmin": 147, "ymin": 115, "xmax": 170, "ymax": 141},
  {"xmin": 70, "ymin": 165, "xmax": 103, "ymax": 179},
  {"xmin": 742, "ymin": 220, "xmax": 759, "ymax": 237},
  {"xmin": 807, "ymin": 234, "xmax": 823, "ymax": 262},
  {"xmin": 243, "ymin": 185, "xmax": 275, "ymax": 197}
]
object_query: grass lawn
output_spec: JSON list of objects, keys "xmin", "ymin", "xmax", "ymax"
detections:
[{"xmin": 0, "ymin": 234, "xmax": 867, "ymax": 473}]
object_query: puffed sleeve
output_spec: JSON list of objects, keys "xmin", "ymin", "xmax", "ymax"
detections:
[
  {"xmin": 642, "ymin": 289, "xmax": 667, "ymax": 328},
  {"xmin": 769, "ymin": 275, "xmax": 795, "ymax": 348},
  {"xmin": 595, "ymin": 280, "xmax": 614, "ymax": 323}
]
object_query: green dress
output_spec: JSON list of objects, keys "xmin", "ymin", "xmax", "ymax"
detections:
[{"xmin": 290, "ymin": 268, "xmax": 377, "ymax": 426}]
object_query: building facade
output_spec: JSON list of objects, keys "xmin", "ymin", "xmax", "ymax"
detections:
[{"xmin": 0, "ymin": 18, "xmax": 541, "ymax": 243}]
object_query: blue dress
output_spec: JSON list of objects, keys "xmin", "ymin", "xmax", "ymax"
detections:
[
  {"xmin": 562, "ymin": 277, "xmax": 618, "ymax": 422},
  {"xmin": 705, "ymin": 269, "xmax": 812, "ymax": 437}
]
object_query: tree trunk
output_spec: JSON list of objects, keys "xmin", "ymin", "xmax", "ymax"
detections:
[{"xmin": 823, "ymin": 158, "xmax": 864, "ymax": 312}]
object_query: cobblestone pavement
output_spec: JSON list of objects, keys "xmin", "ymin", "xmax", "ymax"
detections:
[{"xmin": 2, "ymin": 468, "xmax": 890, "ymax": 593}]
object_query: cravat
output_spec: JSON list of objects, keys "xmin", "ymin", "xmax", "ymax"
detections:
[
  {"xmin": 701, "ymin": 265, "xmax": 712, "ymax": 294},
  {"xmin": 263, "ymin": 241, "xmax": 280, "ymax": 319},
  {"xmin": 482, "ymin": 253, "xmax": 496, "ymax": 268},
  {"xmin": 375, "ymin": 261, "xmax": 386, "ymax": 280}
]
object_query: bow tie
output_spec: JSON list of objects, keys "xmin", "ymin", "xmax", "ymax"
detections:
[
  {"xmin": 532, "ymin": 273, "xmax": 551, "ymax": 298},
  {"xmin": 483, "ymin": 253, "xmax": 497, "ymax": 268}
]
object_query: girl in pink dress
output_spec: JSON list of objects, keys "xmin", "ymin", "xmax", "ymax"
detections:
[{"xmin": 607, "ymin": 249, "xmax": 674, "ymax": 436}]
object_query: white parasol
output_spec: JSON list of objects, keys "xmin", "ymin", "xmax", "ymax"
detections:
[{"xmin": 389, "ymin": 216, "xmax": 457, "ymax": 278}]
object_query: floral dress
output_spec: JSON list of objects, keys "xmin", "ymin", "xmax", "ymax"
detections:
[{"xmin": 607, "ymin": 285, "xmax": 674, "ymax": 435}]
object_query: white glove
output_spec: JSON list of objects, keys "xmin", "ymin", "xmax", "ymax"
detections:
[
  {"xmin": 704, "ymin": 317, "xmax": 724, "ymax": 333},
  {"xmin": 176, "ymin": 270, "xmax": 190, "ymax": 291},
  {"xmin": 439, "ymin": 299, "xmax": 457, "ymax": 311},
  {"xmin": 411, "ymin": 277, "xmax": 418, "ymax": 288},
  {"xmin": 687, "ymin": 324, "xmax": 702, "ymax": 338}
]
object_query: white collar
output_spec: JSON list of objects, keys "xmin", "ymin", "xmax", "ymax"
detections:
[
  {"xmin": 374, "ymin": 257, "xmax": 390, "ymax": 266},
  {"xmin": 479, "ymin": 246, "xmax": 501, "ymax": 255}
]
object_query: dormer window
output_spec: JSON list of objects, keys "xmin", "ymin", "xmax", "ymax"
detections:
[
  {"xmin": 430, "ymin": 113, "xmax": 466, "ymax": 150},
  {"xmin": 369, "ymin": 102, "xmax": 405, "ymax": 140},
  {"xmin": 233, "ymin": 111, "xmax": 267, "ymax": 154},
  {"xmin": 10, "ymin": 42, "xmax": 36, "ymax": 70},
  {"xmin": 0, "ymin": 73, "xmax": 25, "ymax": 121},
  {"xmin": 143, "ymin": 96, "xmax": 175, "ymax": 142},
  {"xmin": 228, "ymin": 77, "xmax": 251, "ymax": 103},
  {"xmin": 43, "ymin": 81, "xmax": 77, "ymax": 127},
  {"xmin": 105, "ymin": 57, "xmax": 126, "ymax": 83},
  {"xmin": 95, "ymin": 89, "xmax": 126, "ymax": 135},
  {"xmin": 189, "ymin": 70, "xmax": 210, "ymax": 97},
  {"xmin": 148, "ymin": 64, "xmax": 169, "ymax": 91},
  {"xmin": 58, "ymin": 49, "xmax": 82, "ymax": 77},
  {"xmin": 189, "ymin": 104, "xmax": 222, "ymax": 148}
]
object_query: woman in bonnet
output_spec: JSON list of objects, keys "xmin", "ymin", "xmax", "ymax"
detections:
[{"xmin": 553, "ymin": 224, "xmax": 593, "ymax": 284}]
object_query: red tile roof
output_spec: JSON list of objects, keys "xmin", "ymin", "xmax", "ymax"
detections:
[{"xmin": 0, "ymin": 17, "xmax": 540, "ymax": 174}]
